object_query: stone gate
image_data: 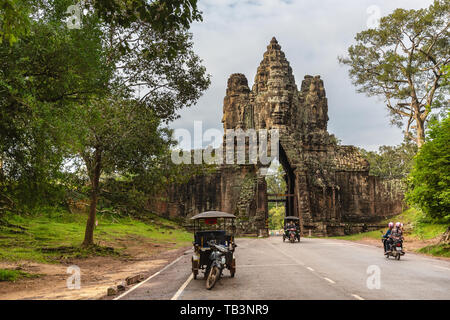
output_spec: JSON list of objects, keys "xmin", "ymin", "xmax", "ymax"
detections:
[{"xmin": 150, "ymin": 37, "xmax": 404, "ymax": 236}]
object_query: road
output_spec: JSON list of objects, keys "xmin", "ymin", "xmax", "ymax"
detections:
[{"xmin": 116, "ymin": 237, "xmax": 450, "ymax": 300}]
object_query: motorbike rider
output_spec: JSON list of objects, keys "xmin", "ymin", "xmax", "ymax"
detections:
[
  {"xmin": 287, "ymin": 220, "xmax": 295, "ymax": 229},
  {"xmin": 382, "ymin": 222, "xmax": 394, "ymax": 253},
  {"xmin": 392, "ymin": 222, "xmax": 403, "ymax": 238},
  {"xmin": 390, "ymin": 222, "xmax": 405, "ymax": 253}
]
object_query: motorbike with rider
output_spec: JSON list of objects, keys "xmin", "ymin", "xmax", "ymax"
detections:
[{"xmin": 382, "ymin": 222, "xmax": 405, "ymax": 260}]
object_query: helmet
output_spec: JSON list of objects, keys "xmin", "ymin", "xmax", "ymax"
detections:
[
  {"xmin": 395, "ymin": 222, "xmax": 401, "ymax": 228},
  {"xmin": 388, "ymin": 222, "xmax": 394, "ymax": 228}
]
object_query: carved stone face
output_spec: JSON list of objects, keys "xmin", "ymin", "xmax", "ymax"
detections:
[
  {"xmin": 271, "ymin": 102, "xmax": 285, "ymax": 124},
  {"xmin": 270, "ymin": 96, "xmax": 289, "ymax": 126}
]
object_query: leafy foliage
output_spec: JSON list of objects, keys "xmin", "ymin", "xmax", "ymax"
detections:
[
  {"xmin": 0, "ymin": 0, "xmax": 210, "ymax": 247},
  {"xmin": 406, "ymin": 113, "xmax": 450, "ymax": 222},
  {"xmin": 268, "ymin": 205, "xmax": 284, "ymax": 230},
  {"xmin": 0, "ymin": 6, "xmax": 111, "ymax": 209},
  {"xmin": 359, "ymin": 138, "xmax": 417, "ymax": 179},
  {"xmin": 266, "ymin": 162, "xmax": 286, "ymax": 195},
  {"xmin": 0, "ymin": 0, "xmax": 32, "ymax": 45}
]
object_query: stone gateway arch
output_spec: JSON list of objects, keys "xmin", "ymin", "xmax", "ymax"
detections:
[{"xmin": 151, "ymin": 38, "xmax": 404, "ymax": 236}]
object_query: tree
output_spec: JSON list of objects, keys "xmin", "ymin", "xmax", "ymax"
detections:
[
  {"xmin": 359, "ymin": 138, "xmax": 417, "ymax": 179},
  {"xmin": 268, "ymin": 205, "xmax": 284, "ymax": 230},
  {"xmin": 339, "ymin": 0, "xmax": 450, "ymax": 147},
  {"xmin": 406, "ymin": 113, "xmax": 450, "ymax": 222},
  {"xmin": 92, "ymin": 0, "xmax": 202, "ymax": 32},
  {"xmin": 1, "ymin": 0, "xmax": 202, "ymax": 45},
  {"xmin": 266, "ymin": 162, "xmax": 286, "ymax": 195},
  {"xmin": 0, "ymin": 1, "xmax": 210, "ymax": 248},
  {"xmin": 68, "ymin": 97, "xmax": 172, "ymax": 247},
  {"xmin": 0, "ymin": 4, "xmax": 112, "ymax": 209}
]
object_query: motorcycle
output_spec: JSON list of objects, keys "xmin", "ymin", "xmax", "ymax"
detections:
[
  {"xmin": 382, "ymin": 236, "xmax": 405, "ymax": 260},
  {"xmin": 205, "ymin": 240, "xmax": 234, "ymax": 290}
]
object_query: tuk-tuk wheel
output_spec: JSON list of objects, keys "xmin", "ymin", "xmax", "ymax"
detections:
[
  {"xmin": 230, "ymin": 258, "xmax": 236, "ymax": 278},
  {"xmin": 192, "ymin": 258, "xmax": 199, "ymax": 279}
]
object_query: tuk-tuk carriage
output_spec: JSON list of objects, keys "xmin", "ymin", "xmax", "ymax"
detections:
[
  {"xmin": 191, "ymin": 211, "xmax": 237, "ymax": 289},
  {"xmin": 283, "ymin": 216, "xmax": 300, "ymax": 243}
]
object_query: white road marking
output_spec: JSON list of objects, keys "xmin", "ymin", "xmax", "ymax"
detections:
[
  {"xmin": 306, "ymin": 267, "xmax": 315, "ymax": 272},
  {"xmin": 266, "ymin": 241, "xmax": 305, "ymax": 266},
  {"xmin": 433, "ymin": 265, "xmax": 450, "ymax": 272},
  {"xmin": 171, "ymin": 273, "xmax": 194, "ymax": 300},
  {"xmin": 114, "ymin": 254, "xmax": 186, "ymax": 300},
  {"xmin": 323, "ymin": 277, "xmax": 335, "ymax": 284},
  {"xmin": 317, "ymin": 242, "xmax": 351, "ymax": 245},
  {"xmin": 351, "ymin": 294, "xmax": 365, "ymax": 300},
  {"xmin": 239, "ymin": 263, "xmax": 299, "ymax": 268}
]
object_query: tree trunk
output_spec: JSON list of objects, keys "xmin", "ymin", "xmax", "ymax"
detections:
[
  {"xmin": 415, "ymin": 115, "xmax": 425, "ymax": 148},
  {"xmin": 440, "ymin": 227, "xmax": 450, "ymax": 244},
  {"xmin": 82, "ymin": 148, "xmax": 102, "ymax": 248}
]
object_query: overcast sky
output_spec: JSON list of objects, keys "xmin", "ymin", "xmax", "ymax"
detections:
[{"xmin": 168, "ymin": 0, "xmax": 434, "ymax": 151}]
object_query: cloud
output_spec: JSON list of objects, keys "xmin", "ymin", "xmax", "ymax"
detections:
[{"xmin": 169, "ymin": 0, "xmax": 434, "ymax": 151}]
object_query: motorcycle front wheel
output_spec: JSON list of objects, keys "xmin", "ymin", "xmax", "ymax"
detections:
[{"xmin": 206, "ymin": 266, "xmax": 220, "ymax": 290}]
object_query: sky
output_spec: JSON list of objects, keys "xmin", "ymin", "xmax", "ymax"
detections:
[{"xmin": 168, "ymin": 0, "xmax": 434, "ymax": 151}]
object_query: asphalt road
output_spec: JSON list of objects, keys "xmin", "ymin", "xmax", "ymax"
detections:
[{"xmin": 116, "ymin": 237, "xmax": 450, "ymax": 300}]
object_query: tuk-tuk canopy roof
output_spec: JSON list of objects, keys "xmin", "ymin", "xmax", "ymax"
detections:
[
  {"xmin": 190, "ymin": 211, "xmax": 236, "ymax": 220},
  {"xmin": 284, "ymin": 216, "xmax": 300, "ymax": 220}
]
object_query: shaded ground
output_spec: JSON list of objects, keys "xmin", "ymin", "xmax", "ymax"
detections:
[
  {"xmin": 0, "ymin": 210, "xmax": 192, "ymax": 300},
  {"xmin": 0, "ymin": 239, "xmax": 190, "ymax": 300}
]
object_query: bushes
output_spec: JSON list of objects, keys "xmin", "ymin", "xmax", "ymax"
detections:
[{"xmin": 406, "ymin": 114, "xmax": 450, "ymax": 223}]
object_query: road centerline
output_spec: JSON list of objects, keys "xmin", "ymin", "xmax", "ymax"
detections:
[
  {"xmin": 171, "ymin": 274, "xmax": 194, "ymax": 300},
  {"xmin": 114, "ymin": 254, "xmax": 186, "ymax": 300},
  {"xmin": 323, "ymin": 277, "xmax": 336, "ymax": 284}
]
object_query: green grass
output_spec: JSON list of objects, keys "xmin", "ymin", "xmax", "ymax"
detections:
[
  {"xmin": 0, "ymin": 207, "xmax": 192, "ymax": 263},
  {"xmin": 330, "ymin": 229, "xmax": 384, "ymax": 241},
  {"xmin": 417, "ymin": 244, "xmax": 450, "ymax": 258},
  {"xmin": 332, "ymin": 208, "xmax": 447, "ymax": 241},
  {"xmin": 0, "ymin": 269, "xmax": 41, "ymax": 282},
  {"xmin": 330, "ymin": 208, "xmax": 449, "ymax": 257},
  {"xmin": 385, "ymin": 208, "xmax": 448, "ymax": 240}
]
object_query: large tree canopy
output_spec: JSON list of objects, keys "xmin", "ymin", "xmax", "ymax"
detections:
[
  {"xmin": 0, "ymin": 0, "xmax": 210, "ymax": 247},
  {"xmin": 339, "ymin": 0, "xmax": 450, "ymax": 147}
]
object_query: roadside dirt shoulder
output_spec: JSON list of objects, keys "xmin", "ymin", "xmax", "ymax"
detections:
[{"xmin": 0, "ymin": 245, "xmax": 190, "ymax": 300}]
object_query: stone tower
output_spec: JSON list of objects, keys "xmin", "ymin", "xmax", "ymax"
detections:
[{"xmin": 151, "ymin": 37, "xmax": 404, "ymax": 236}]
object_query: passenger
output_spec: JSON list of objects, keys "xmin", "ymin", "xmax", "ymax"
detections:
[
  {"xmin": 383, "ymin": 222, "xmax": 394, "ymax": 253},
  {"xmin": 392, "ymin": 222, "xmax": 403, "ymax": 239}
]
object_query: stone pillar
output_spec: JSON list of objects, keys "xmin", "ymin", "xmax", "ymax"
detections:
[
  {"xmin": 256, "ymin": 173, "xmax": 268, "ymax": 237},
  {"xmin": 294, "ymin": 168, "xmax": 311, "ymax": 235}
]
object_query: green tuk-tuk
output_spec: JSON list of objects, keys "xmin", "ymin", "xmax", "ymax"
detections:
[
  {"xmin": 191, "ymin": 211, "xmax": 237, "ymax": 289},
  {"xmin": 283, "ymin": 216, "xmax": 300, "ymax": 243}
]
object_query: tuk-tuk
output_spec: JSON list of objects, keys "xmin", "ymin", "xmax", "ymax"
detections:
[
  {"xmin": 283, "ymin": 216, "xmax": 300, "ymax": 243},
  {"xmin": 191, "ymin": 211, "xmax": 237, "ymax": 289}
]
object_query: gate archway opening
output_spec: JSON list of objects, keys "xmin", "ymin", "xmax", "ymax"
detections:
[{"xmin": 265, "ymin": 143, "xmax": 298, "ymax": 233}]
